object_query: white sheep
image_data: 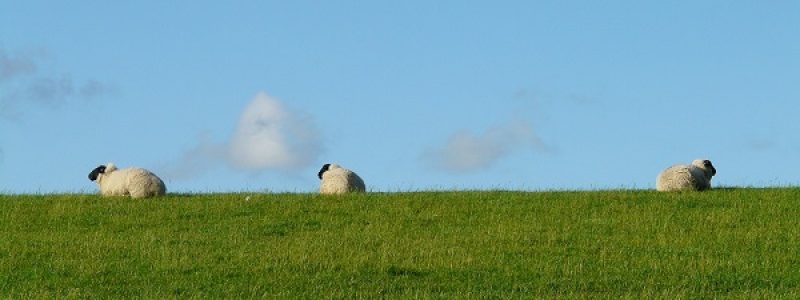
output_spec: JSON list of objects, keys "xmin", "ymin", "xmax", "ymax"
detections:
[
  {"xmin": 88, "ymin": 163, "xmax": 166, "ymax": 198},
  {"xmin": 656, "ymin": 159, "xmax": 716, "ymax": 192},
  {"xmin": 317, "ymin": 163, "xmax": 366, "ymax": 194}
]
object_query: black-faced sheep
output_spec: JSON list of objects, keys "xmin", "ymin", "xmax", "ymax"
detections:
[
  {"xmin": 317, "ymin": 163, "xmax": 365, "ymax": 194},
  {"xmin": 656, "ymin": 159, "xmax": 716, "ymax": 191},
  {"xmin": 88, "ymin": 163, "xmax": 166, "ymax": 198}
]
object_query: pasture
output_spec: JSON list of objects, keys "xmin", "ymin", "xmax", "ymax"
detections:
[{"xmin": 1, "ymin": 189, "xmax": 799, "ymax": 298}]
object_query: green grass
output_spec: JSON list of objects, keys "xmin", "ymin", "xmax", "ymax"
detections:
[{"xmin": 1, "ymin": 189, "xmax": 799, "ymax": 298}]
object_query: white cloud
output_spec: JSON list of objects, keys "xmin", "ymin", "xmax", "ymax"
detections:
[
  {"xmin": 228, "ymin": 92, "xmax": 323, "ymax": 171},
  {"xmin": 422, "ymin": 120, "xmax": 547, "ymax": 173},
  {"xmin": 161, "ymin": 92, "xmax": 324, "ymax": 179}
]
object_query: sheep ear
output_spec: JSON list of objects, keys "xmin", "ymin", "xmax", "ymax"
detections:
[
  {"xmin": 318, "ymin": 164, "xmax": 331, "ymax": 179},
  {"xmin": 105, "ymin": 163, "xmax": 118, "ymax": 173}
]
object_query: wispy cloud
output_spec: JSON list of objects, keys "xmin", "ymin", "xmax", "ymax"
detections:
[
  {"xmin": 0, "ymin": 49, "xmax": 37, "ymax": 81},
  {"xmin": 79, "ymin": 79, "xmax": 112, "ymax": 99},
  {"xmin": 744, "ymin": 138, "xmax": 777, "ymax": 152},
  {"xmin": 0, "ymin": 47, "xmax": 114, "ymax": 120},
  {"xmin": 514, "ymin": 88, "xmax": 600, "ymax": 107},
  {"xmin": 159, "ymin": 133, "xmax": 228, "ymax": 180},
  {"xmin": 421, "ymin": 120, "xmax": 549, "ymax": 173},
  {"xmin": 161, "ymin": 92, "xmax": 324, "ymax": 179}
]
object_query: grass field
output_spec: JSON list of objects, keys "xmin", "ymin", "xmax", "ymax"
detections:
[{"xmin": 1, "ymin": 189, "xmax": 799, "ymax": 298}]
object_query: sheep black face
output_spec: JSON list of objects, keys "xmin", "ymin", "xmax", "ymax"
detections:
[
  {"xmin": 703, "ymin": 160, "xmax": 717, "ymax": 176},
  {"xmin": 318, "ymin": 164, "xmax": 331, "ymax": 180},
  {"xmin": 703, "ymin": 159, "xmax": 717, "ymax": 176},
  {"xmin": 88, "ymin": 165, "xmax": 106, "ymax": 181}
]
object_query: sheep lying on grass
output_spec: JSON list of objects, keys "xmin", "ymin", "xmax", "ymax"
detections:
[
  {"xmin": 88, "ymin": 163, "xmax": 166, "ymax": 198},
  {"xmin": 656, "ymin": 159, "xmax": 716, "ymax": 192},
  {"xmin": 318, "ymin": 163, "xmax": 365, "ymax": 194}
]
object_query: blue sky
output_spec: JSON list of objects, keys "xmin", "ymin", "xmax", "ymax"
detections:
[{"xmin": 1, "ymin": 1, "xmax": 798, "ymax": 193}]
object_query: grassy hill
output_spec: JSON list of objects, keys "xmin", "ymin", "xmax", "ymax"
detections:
[{"xmin": 1, "ymin": 189, "xmax": 799, "ymax": 298}]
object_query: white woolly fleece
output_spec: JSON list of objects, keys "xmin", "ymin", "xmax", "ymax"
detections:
[
  {"xmin": 656, "ymin": 159, "xmax": 716, "ymax": 192},
  {"xmin": 319, "ymin": 164, "xmax": 366, "ymax": 194},
  {"xmin": 94, "ymin": 163, "xmax": 166, "ymax": 198}
]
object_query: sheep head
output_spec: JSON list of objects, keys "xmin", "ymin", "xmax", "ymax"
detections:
[
  {"xmin": 88, "ymin": 165, "xmax": 106, "ymax": 181},
  {"xmin": 317, "ymin": 163, "xmax": 344, "ymax": 179},
  {"xmin": 88, "ymin": 163, "xmax": 119, "ymax": 182},
  {"xmin": 692, "ymin": 159, "xmax": 716, "ymax": 178},
  {"xmin": 318, "ymin": 163, "xmax": 331, "ymax": 179}
]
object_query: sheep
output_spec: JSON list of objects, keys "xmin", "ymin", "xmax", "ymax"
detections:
[
  {"xmin": 656, "ymin": 159, "xmax": 717, "ymax": 192},
  {"xmin": 88, "ymin": 163, "xmax": 166, "ymax": 198},
  {"xmin": 317, "ymin": 163, "xmax": 366, "ymax": 194}
]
